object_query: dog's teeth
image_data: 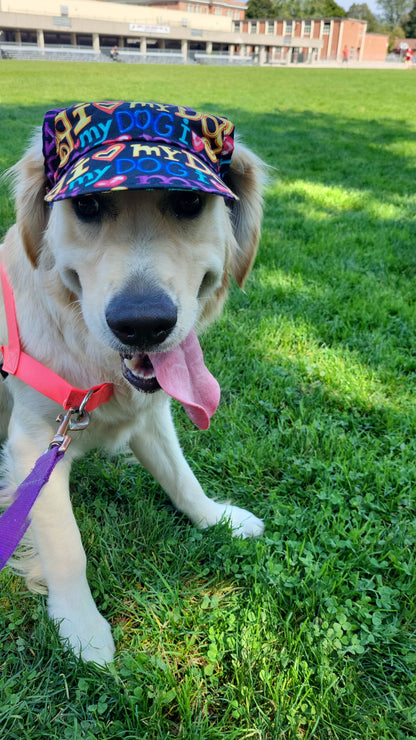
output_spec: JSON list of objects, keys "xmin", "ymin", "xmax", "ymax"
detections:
[
  {"xmin": 123, "ymin": 355, "xmax": 155, "ymax": 380},
  {"xmin": 124, "ymin": 357, "xmax": 135, "ymax": 372},
  {"xmin": 124, "ymin": 358, "xmax": 143, "ymax": 378}
]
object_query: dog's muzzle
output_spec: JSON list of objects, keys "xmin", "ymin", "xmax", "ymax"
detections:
[{"xmin": 106, "ymin": 289, "xmax": 177, "ymax": 393}]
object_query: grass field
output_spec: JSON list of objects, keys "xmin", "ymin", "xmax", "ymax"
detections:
[{"xmin": 1, "ymin": 61, "xmax": 416, "ymax": 739}]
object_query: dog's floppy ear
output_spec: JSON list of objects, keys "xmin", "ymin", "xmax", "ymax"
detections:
[
  {"xmin": 226, "ymin": 142, "xmax": 265, "ymax": 288},
  {"xmin": 10, "ymin": 129, "xmax": 49, "ymax": 268}
]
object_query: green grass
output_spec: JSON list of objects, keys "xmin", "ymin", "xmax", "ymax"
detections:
[{"xmin": 1, "ymin": 61, "xmax": 416, "ymax": 738}]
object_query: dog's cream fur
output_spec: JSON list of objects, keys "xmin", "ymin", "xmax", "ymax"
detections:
[{"xmin": 0, "ymin": 129, "xmax": 264, "ymax": 664}]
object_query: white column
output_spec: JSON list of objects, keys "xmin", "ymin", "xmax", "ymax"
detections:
[
  {"xmin": 327, "ymin": 19, "xmax": 334, "ymax": 60},
  {"xmin": 337, "ymin": 20, "xmax": 344, "ymax": 62}
]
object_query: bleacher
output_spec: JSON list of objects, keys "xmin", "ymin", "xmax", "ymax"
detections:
[
  {"xmin": 0, "ymin": 42, "xmax": 254, "ymax": 66},
  {"xmin": 194, "ymin": 53, "xmax": 253, "ymax": 65},
  {"xmin": 0, "ymin": 43, "xmax": 189, "ymax": 64},
  {"xmin": 116, "ymin": 48, "xmax": 186, "ymax": 65},
  {"xmin": 0, "ymin": 43, "xmax": 108, "ymax": 63}
]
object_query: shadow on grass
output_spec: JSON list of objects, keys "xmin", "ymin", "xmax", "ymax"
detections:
[{"xmin": 215, "ymin": 106, "xmax": 416, "ymax": 400}]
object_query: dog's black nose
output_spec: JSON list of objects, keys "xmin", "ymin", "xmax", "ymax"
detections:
[{"xmin": 106, "ymin": 290, "xmax": 177, "ymax": 348}]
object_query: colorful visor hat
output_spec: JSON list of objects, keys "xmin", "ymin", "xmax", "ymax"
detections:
[{"xmin": 42, "ymin": 101, "xmax": 237, "ymax": 203}]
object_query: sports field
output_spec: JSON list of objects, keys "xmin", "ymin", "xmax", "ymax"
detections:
[{"xmin": 1, "ymin": 61, "xmax": 416, "ymax": 739}]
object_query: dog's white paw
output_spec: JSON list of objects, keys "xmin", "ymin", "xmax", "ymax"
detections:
[
  {"xmin": 221, "ymin": 504, "xmax": 265, "ymax": 538},
  {"xmin": 48, "ymin": 596, "xmax": 115, "ymax": 666},
  {"xmin": 198, "ymin": 502, "xmax": 264, "ymax": 538}
]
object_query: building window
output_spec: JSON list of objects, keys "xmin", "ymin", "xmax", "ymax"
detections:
[
  {"xmin": 284, "ymin": 21, "xmax": 293, "ymax": 35},
  {"xmin": 323, "ymin": 22, "xmax": 331, "ymax": 34},
  {"xmin": 234, "ymin": 20, "xmax": 240, "ymax": 31},
  {"xmin": 304, "ymin": 20, "xmax": 311, "ymax": 35},
  {"xmin": 250, "ymin": 21, "xmax": 258, "ymax": 33},
  {"xmin": 267, "ymin": 20, "xmax": 275, "ymax": 34}
]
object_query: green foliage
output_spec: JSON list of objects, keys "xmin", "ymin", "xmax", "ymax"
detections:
[
  {"xmin": 403, "ymin": 2, "xmax": 416, "ymax": 35},
  {"xmin": 305, "ymin": 0, "xmax": 346, "ymax": 16},
  {"xmin": 1, "ymin": 62, "xmax": 416, "ymax": 738},
  {"xmin": 347, "ymin": 3, "xmax": 380, "ymax": 31},
  {"xmin": 246, "ymin": 0, "xmax": 275, "ymax": 18},
  {"xmin": 390, "ymin": 23, "xmax": 406, "ymax": 40},
  {"xmin": 375, "ymin": 0, "xmax": 413, "ymax": 27},
  {"xmin": 246, "ymin": 0, "xmax": 346, "ymax": 18}
]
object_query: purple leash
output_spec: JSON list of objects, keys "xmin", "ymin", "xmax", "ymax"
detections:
[
  {"xmin": 0, "ymin": 446, "xmax": 64, "ymax": 571},
  {"xmin": 0, "ymin": 402, "xmax": 91, "ymax": 573}
]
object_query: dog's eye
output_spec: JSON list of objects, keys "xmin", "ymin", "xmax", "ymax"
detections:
[
  {"xmin": 73, "ymin": 195, "xmax": 101, "ymax": 222},
  {"xmin": 169, "ymin": 191, "xmax": 204, "ymax": 219}
]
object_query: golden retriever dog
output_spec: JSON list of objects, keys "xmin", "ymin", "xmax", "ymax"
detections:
[{"xmin": 0, "ymin": 102, "xmax": 264, "ymax": 664}]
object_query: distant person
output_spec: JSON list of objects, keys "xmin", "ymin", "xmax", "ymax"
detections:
[
  {"xmin": 110, "ymin": 45, "xmax": 119, "ymax": 61},
  {"xmin": 405, "ymin": 47, "xmax": 413, "ymax": 69},
  {"xmin": 342, "ymin": 45, "xmax": 349, "ymax": 65}
]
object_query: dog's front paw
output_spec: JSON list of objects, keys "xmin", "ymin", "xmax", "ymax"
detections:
[
  {"xmin": 221, "ymin": 504, "xmax": 265, "ymax": 538},
  {"xmin": 48, "ymin": 595, "xmax": 115, "ymax": 666},
  {"xmin": 198, "ymin": 502, "xmax": 264, "ymax": 538}
]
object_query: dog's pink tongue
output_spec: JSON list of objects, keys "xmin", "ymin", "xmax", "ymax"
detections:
[{"xmin": 149, "ymin": 331, "xmax": 220, "ymax": 430}]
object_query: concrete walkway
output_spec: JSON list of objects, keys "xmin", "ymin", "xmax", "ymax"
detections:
[{"xmin": 280, "ymin": 60, "xmax": 411, "ymax": 70}]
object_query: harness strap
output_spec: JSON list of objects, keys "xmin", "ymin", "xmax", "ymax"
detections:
[{"xmin": 0, "ymin": 264, "xmax": 114, "ymax": 412}]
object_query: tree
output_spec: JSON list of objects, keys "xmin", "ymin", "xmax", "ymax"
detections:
[
  {"xmin": 347, "ymin": 3, "xmax": 379, "ymax": 31},
  {"xmin": 388, "ymin": 24, "xmax": 404, "ymax": 49},
  {"xmin": 273, "ymin": 0, "xmax": 304, "ymax": 16},
  {"xmin": 246, "ymin": 0, "xmax": 347, "ymax": 17},
  {"xmin": 305, "ymin": 0, "xmax": 346, "ymax": 15},
  {"xmin": 246, "ymin": 0, "xmax": 275, "ymax": 18},
  {"xmin": 376, "ymin": 0, "xmax": 412, "ymax": 27},
  {"xmin": 403, "ymin": 2, "xmax": 416, "ymax": 35}
]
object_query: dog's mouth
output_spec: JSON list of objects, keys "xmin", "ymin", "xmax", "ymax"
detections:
[
  {"xmin": 118, "ymin": 331, "xmax": 220, "ymax": 430},
  {"xmin": 121, "ymin": 353, "xmax": 160, "ymax": 393}
]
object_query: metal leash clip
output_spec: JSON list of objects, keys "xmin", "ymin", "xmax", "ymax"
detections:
[{"xmin": 49, "ymin": 390, "xmax": 93, "ymax": 452}]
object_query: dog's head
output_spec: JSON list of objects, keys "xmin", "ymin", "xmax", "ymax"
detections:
[{"xmin": 11, "ymin": 102, "xmax": 264, "ymax": 394}]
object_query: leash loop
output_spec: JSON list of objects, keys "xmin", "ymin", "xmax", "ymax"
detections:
[
  {"xmin": 48, "ymin": 389, "xmax": 93, "ymax": 452},
  {"xmin": 48, "ymin": 407, "xmax": 74, "ymax": 452}
]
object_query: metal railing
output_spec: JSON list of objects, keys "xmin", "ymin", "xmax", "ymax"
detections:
[{"xmin": 0, "ymin": 42, "xmax": 257, "ymax": 66}]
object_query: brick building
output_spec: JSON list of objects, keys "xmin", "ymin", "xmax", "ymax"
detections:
[
  {"xmin": 134, "ymin": 0, "xmax": 246, "ymax": 20},
  {"xmin": 0, "ymin": 0, "xmax": 389, "ymax": 63},
  {"xmin": 232, "ymin": 16, "xmax": 388, "ymax": 63}
]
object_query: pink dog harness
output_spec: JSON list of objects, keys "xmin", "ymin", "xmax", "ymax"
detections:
[
  {"xmin": 0, "ymin": 264, "xmax": 114, "ymax": 412},
  {"xmin": 0, "ymin": 263, "xmax": 114, "ymax": 570}
]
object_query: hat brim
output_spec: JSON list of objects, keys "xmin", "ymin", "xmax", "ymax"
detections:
[{"xmin": 45, "ymin": 141, "xmax": 237, "ymax": 203}]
